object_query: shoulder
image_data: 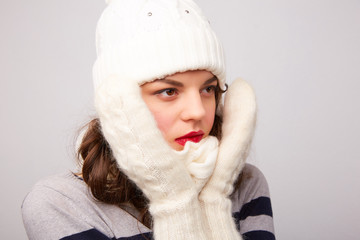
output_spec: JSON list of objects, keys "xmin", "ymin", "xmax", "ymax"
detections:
[
  {"xmin": 231, "ymin": 164, "xmax": 270, "ymax": 202},
  {"xmin": 237, "ymin": 163, "xmax": 270, "ymax": 200},
  {"xmin": 21, "ymin": 172, "xmax": 95, "ymax": 239},
  {"xmin": 231, "ymin": 164, "xmax": 276, "ymax": 239},
  {"xmin": 230, "ymin": 163, "xmax": 272, "ymax": 211},
  {"xmin": 22, "ymin": 172, "xmax": 150, "ymax": 240},
  {"xmin": 22, "ymin": 172, "xmax": 90, "ymax": 217},
  {"xmin": 23, "ymin": 172, "xmax": 86, "ymax": 199}
]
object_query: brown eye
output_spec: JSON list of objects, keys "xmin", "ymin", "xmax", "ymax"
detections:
[
  {"xmin": 201, "ymin": 86, "xmax": 216, "ymax": 96},
  {"xmin": 206, "ymin": 86, "xmax": 214, "ymax": 93},
  {"xmin": 155, "ymin": 88, "xmax": 179, "ymax": 99},
  {"xmin": 164, "ymin": 89, "xmax": 176, "ymax": 96}
]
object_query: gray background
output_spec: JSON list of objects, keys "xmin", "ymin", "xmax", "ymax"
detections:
[{"xmin": 1, "ymin": 0, "xmax": 359, "ymax": 239}]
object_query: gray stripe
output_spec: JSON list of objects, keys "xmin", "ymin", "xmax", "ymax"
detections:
[{"xmin": 239, "ymin": 215, "xmax": 275, "ymax": 235}]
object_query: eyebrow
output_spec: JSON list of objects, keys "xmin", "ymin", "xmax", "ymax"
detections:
[
  {"xmin": 157, "ymin": 75, "xmax": 218, "ymax": 87},
  {"xmin": 203, "ymin": 76, "xmax": 218, "ymax": 86}
]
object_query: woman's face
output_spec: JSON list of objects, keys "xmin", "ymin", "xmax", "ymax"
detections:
[{"xmin": 141, "ymin": 70, "xmax": 217, "ymax": 150}]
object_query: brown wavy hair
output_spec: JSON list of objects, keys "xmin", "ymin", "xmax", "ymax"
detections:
[{"xmin": 77, "ymin": 83, "xmax": 227, "ymax": 229}]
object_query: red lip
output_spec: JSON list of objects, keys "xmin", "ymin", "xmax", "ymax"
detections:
[{"xmin": 175, "ymin": 130, "xmax": 204, "ymax": 146}]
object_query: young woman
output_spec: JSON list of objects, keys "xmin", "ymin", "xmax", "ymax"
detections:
[{"xmin": 22, "ymin": 0, "xmax": 275, "ymax": 239}]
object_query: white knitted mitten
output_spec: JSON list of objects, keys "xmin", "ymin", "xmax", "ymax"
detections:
[
  {"xmin": 94, "ymin": 75, "xmax": 215, "ymax": 240},
  {"xmin": 199, "ymin": 78, "xmax": 257, "ymax": 240},
  {"xmin": 174, "ymin": 137, "xmax": 219, "ymax": 193}
]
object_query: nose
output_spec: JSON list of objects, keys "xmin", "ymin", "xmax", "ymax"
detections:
[{"xmin": 180, "ymin": 92, "xmax": 206, "ymax": 121}]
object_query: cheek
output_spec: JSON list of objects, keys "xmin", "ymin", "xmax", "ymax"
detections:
[
  {"xmin": 150, "ymin": 110, "xmax": 184, "ymax": 151},
  {"xmin": 150, "ymin": 110, "xmax": 175, "ymax": 137},
  {"xmin": 204, "ymin": 104, "xmax": 216, "ymax": 133},
  {"xmin": 205, "ymin": 107, "xmax": 215, "ymax": 132}
]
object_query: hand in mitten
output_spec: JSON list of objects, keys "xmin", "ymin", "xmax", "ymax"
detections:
[
  {"xmin": 94, "ymin": 75, "xmax": 216, "ymax": 240},
  {"xmin": 199, "ymin": 78, "xmax": 257, "ymax": 240},
  {"xmin": 174, "ymin": 138, "xmax": 219, "ymax": 193}
]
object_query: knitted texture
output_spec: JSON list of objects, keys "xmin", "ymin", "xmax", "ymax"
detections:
[
  {"xmin": 199, "ymin": 79, "xmax": 257, "ymax": 240},
  {"xmin": 174, "ymin": 137, "xmax": 218, "ymax": 192},
  {"xmin": 93, "ymin": 0, "xmax": 226, "ymax": 90},
  {"xmin": 95, "ymin": 75, "xmax": 221, "ymax": 240}
]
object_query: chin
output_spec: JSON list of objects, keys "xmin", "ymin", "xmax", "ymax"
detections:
[
  {"xmin": 173, "ymin": 145, "xmax": 184, "ymax": 151},
  {"xmin": 170, "ymin": 142, "xmax": 184, "ymax": 151}
]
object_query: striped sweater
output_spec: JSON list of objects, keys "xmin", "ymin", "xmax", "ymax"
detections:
[{"xmin": 22, "ymin": 164, "xmax": 275, "ymax": 240}]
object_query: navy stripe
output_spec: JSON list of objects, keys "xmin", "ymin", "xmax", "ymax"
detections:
[
  {"xmin": 118, "ymin": 232, "xmax": 153, "ymax": 240},
  {"xmin": 60, "ymin": 228, "xmax": 152, "ymax": 240},
  {"xmin": 234, "ymin": 196, "xmax": 273, "ymax": 221},
  {"xmin": 60, "ymin": 228, "xmax": 114, "ymax": 240},
  {"xmin": 243, "ymin": 230, "xmax": 276, "ymax": 240}
]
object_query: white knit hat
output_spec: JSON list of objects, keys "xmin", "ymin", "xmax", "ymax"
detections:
[{"xmin": 93, "ymin": 0, "xmax": 226, "ymax": 89}]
